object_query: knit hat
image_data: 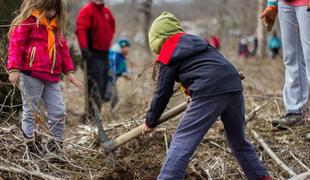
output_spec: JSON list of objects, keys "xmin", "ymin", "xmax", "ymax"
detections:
[
  {"xmin": 148, "ymin": 12, "xmax": 184, "ymax": 54},
  {"xmin": 118, "ymin": 39, "xmax": 131, "ymax": 48}
]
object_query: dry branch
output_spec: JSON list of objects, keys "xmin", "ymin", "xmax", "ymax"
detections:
[
  {"xmin": 0, "ymin": 165, "xmax": 62, "ymax": 180},
  {"xmin": 252, "ymin": 130, "xmax": 297, "ymax": 177}
]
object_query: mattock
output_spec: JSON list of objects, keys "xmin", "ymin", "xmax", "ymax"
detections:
[
  {"xmin": 91, "ymin": 93, "xmax": 187, "ymax": 151},
  {"xmin": 96, "ymin": 72, "xmax": 246, "ymax": 154},
  {"xmin": 91, "ymin": 97, "xmax": 187, "ymax": 166},
  {"xmin": 102, "ymin": 102, "xmax": 188, "ymax": 152}
]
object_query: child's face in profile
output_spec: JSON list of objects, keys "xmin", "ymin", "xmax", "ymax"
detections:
[
  {"xmin": 121, "ymin": 47, "xmax": 130, "ymax": 56},
  {"xmin": 46, "ymin": 9, "xmax": 57, "ymax": 19}
]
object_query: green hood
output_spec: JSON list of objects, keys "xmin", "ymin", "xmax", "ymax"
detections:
[{"xmin": 148, "ymin": 12, "xmax": 184, "ymax": 54}]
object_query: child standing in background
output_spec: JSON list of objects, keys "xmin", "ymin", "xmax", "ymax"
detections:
[
  {"xmin": 7, "ymin": 0, "xmax": 84, "ymax": 155},
  {"xmin": 104, "ymin": 39, "xmax": 131, "ymax": 110},
  {"xmin": 267, "ymin": 31, "xmax": 281, "ymax": 59}
]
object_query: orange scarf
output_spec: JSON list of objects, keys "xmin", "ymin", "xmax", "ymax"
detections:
[{"xmin": 31, "ymin": 10, "xmax": 58, "ymax": 62}]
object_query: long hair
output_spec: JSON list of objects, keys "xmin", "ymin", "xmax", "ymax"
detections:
[{"xmin": 9, "ymin": 0, "xmax": 67, "ymax": 38}]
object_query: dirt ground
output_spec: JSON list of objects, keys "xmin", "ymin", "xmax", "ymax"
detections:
[{"xmin": 1, "ymin": 50, "xmax": 310, "ymax": 180}]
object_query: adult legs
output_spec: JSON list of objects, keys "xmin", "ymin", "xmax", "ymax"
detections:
[{"xmin": 278, "ymin": 1, "xmax": 308, "ymax": 113}]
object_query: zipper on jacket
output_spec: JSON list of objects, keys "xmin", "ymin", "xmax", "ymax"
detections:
[
  {"xmin": 50, "ymin": 45, "xmax": 56, "ymax": 74},
  {"xmin": 29, "ymin": 47, "xmax": 36, "ymax": 68}
]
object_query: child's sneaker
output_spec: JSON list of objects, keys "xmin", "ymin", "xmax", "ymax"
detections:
[
  {"xmin": 260, "ymin": 175, "xmax": 272, "ymax": 180},
  {"xmin": 272, "ymin": 113, "xmax": 303, "ymax": 128}
]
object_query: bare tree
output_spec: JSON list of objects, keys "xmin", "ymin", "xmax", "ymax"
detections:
[
  {"xmin": 138, "ymin": 0, "xmax": 153, "ymax": 54},
  {"xmin": 257, "ymin": 0, "xmax": 267, "ymax": 58}
]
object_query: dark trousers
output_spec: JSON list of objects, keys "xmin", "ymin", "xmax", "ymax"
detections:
[
  {"xmin": 271, "ymin": 48, "xmax": 280, "ymax": 59},
  {"xmin": 158, "ymin": 92, "xmax": 268, "ymax": 180},
  {"xmin": 87, "ymin": 50, "xmax": 109, "ymax": 114}
]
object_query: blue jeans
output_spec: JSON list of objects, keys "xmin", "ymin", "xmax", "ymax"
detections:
[
  {"xmin": 20, "ymin": 74, "xmax": 66, "ymax": 140},
  {"xmin": 158, "ymin": 92, "xmax": 268, "ymax": 180},
  {"xmin": 278, "ymin": 1, "xmax": 310, "ymax": 113}
]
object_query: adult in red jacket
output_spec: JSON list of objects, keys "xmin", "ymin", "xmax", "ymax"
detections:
[{"xmin": 76, "ymin": 0, "xmax": 115, "ymax": 116}]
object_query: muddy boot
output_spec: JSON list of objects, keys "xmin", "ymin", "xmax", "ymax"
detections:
[
  {"xmin": 272, "ymin": 113, "xmax": 303, "ymax": 128},
  {"xmin": 46, "ymin": 139, "xmax": 66, "ymax": 163}
]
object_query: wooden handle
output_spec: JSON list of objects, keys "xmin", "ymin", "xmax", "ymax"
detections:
[{"xmin": 103, "ymin": 102, "xmax": 188, "ymax": 151}]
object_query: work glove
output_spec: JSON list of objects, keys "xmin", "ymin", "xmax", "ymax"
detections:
[
  {"xmin": 81, "ymin": 48, "xmax": 92, "ymax": 61},
  {"xmin": 260, "ymin": 6, "xmax": 278, "ymax": 31}
]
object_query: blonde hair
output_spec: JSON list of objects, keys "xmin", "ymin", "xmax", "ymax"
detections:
[{"xmin": 9, "ymin": 0, "xmax": 67, "ymax": 38}]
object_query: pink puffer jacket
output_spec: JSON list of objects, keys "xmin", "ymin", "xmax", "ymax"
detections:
[{"xmin": 7, "ymin": 16, "xmax": 74, "ymax": 77}]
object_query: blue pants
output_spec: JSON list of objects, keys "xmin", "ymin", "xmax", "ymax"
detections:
[{"xmin": 158, "ymin": 92, "xmax": 268, "ymax": 180}]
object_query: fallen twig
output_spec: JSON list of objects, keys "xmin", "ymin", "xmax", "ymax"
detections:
[
  {"xmin": 252, "ymin": 130, "xmax": 296, "ymax": 177},
  {"xmin": 289, "ymin": 151, "xmax": 310, "ymax": 172},
  {"xmin": 246, "ymin": 101, "xmax": 270, "ymax": 122}
]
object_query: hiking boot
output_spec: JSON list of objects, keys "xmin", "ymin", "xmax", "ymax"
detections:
[
  {"xmin": 260, "ymin": 175, "xmax": 272, "ymax": 180},
  {"xmin": 272, "ymin": 113, "xmax": 303, "ymax": 128}
]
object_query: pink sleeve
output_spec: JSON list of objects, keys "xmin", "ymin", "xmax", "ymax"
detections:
[
  {"xmin": 60, "ymin": 34, "xmax": 75, "ymax": 74},
  {"xmin": 7, "ymin": 19, "xmax": 33, "ymax": 71}
]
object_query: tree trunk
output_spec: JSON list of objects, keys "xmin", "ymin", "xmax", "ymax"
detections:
[
  {"xmin": 257, "ymin": 0, "xmax": 267, "ymax": 58},
  {"xmin": 138, "ymin": 0, "xmax": 153, "ymax": 54}
]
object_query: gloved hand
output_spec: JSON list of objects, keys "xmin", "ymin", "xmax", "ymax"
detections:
[
  {"xmin": 81, "ymin": 48, "xmax": 92, "ymax": 60},
  {"xmin": 260, "ymin": 6, "xmax": 278, "ymax": 31}
]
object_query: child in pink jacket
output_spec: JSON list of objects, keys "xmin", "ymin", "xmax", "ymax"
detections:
[{"xmin": 7, "ymin": 0, "xmax": 84, "ymax": 155}]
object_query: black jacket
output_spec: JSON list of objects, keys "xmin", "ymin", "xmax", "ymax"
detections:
[{"xmin": 146, "ymin": 33, "xmax": 243, "ymax": 128}]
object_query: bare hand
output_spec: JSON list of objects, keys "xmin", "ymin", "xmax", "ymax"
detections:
[
  {"xmin": 142, "ymin": 122, "xmax": 154, "ymax": 135},
  {"xmin": 9, "ymin": 72, "xmax": 20, "ymax": 87},
  {"xmin": 67, "ymin": 73, "xmax": 84, "ymax": 90}
]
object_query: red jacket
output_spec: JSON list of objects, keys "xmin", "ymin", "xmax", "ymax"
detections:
[
  {"xmin": 7, "ymin": 16, "xmax": 75, "ymax": 82},
  {"xmin": 76, "ymin": 3, "xmax": 116, "ymax": 51}
]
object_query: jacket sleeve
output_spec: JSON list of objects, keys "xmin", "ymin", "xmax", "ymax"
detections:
[
  {"xmin": 7, "ymin": 19, "xmax": 33, "ymax": 72},
  {"xmin": 107, "ymin": 8, "xmax": 116, "ymax": 38},
  {"xmin": 268, "ymin": 0, "xmax": 278, "ymax": 6},
  {"xmin": 76, "ymin": 7, "xmax": 91, "ymax": 49},
  {"xmin": 146, "ymin": 63, "xmax": 176, "ymax": 128},
  {"xmin": 60, "ymin": 34, "xmax": 75, "ymax": 74}
]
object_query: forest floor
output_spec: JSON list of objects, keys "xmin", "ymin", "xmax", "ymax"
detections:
[{"xmin": 0, "ymin": 50, "xmax": 310, "ymax": 180}]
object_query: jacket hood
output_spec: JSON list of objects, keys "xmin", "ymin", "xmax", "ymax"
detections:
[
  {"xmin": 110, "ymin": 43, "xmax": 121, "ymax": 53},
  {"xmin": 157, "ymin": 33, "xmax": 208, "ymax": 65},
  {"xmin": 148, "ymin": 12, "xmax": 184, "ymax": 54}
]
